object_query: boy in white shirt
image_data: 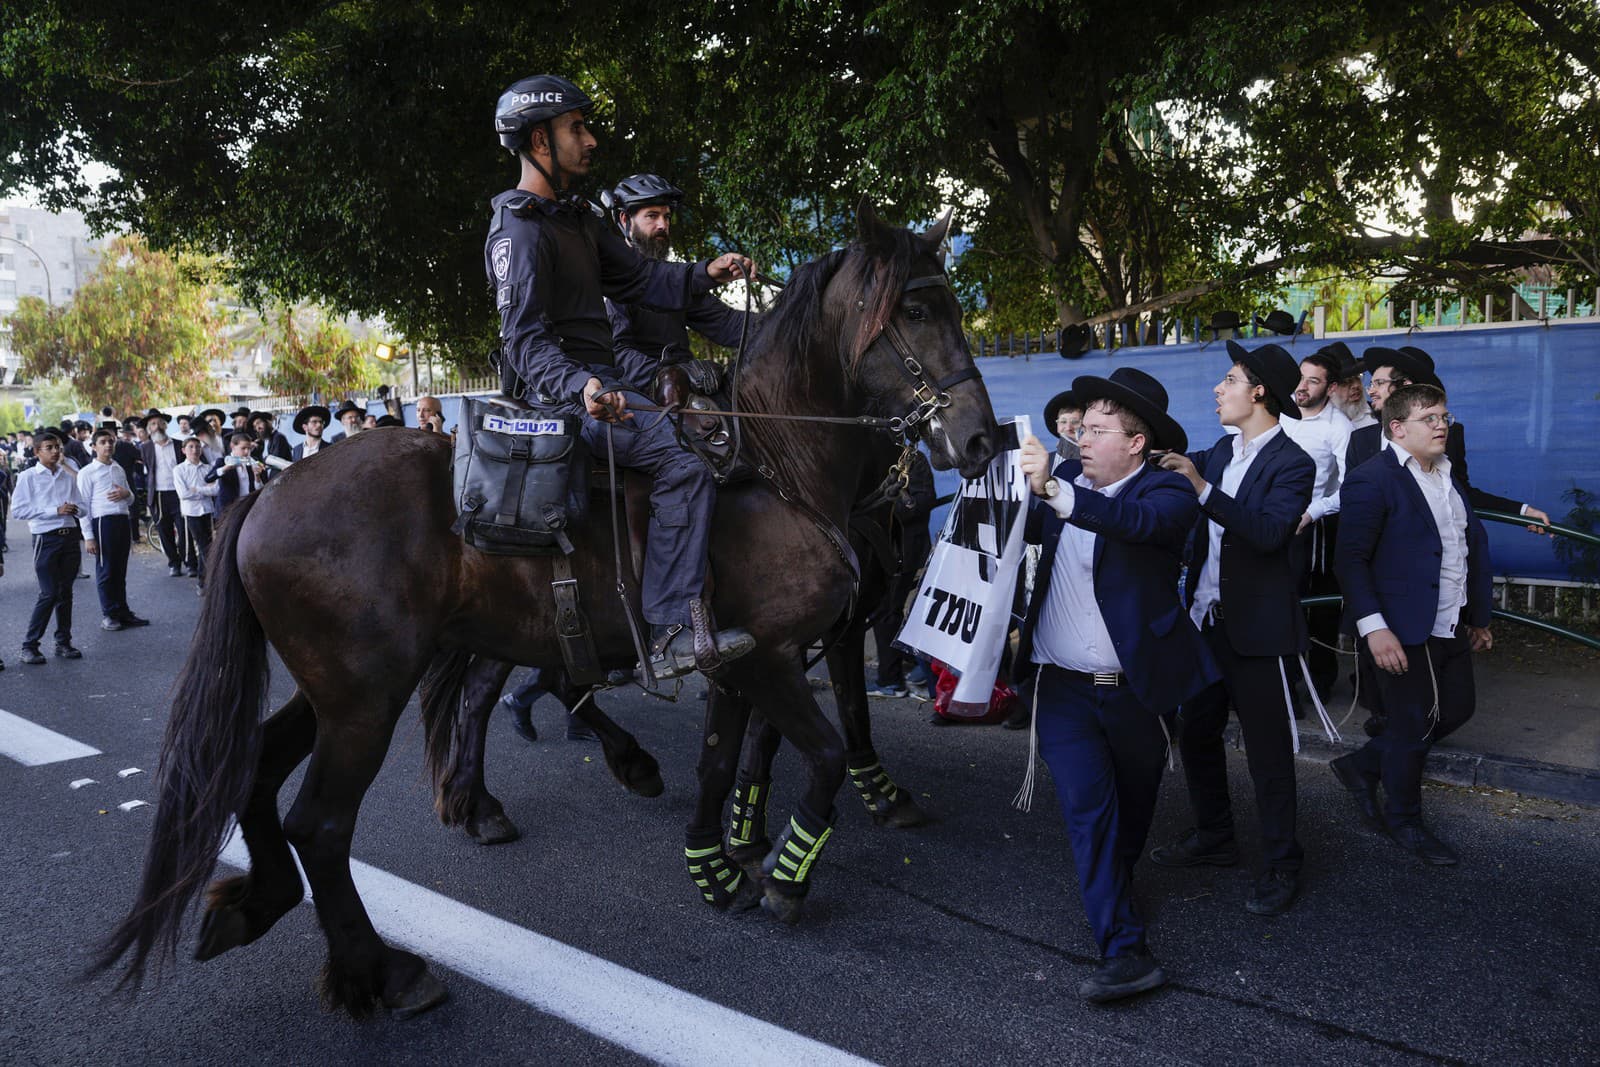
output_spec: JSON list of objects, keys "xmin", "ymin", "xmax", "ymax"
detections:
[
  {"xmin": 10, "ymin": 431, "xmax": 86, "ymax": 663},
  {"xmin": 174, "ymin": 435, "xmax": 220, "ymax": 592},
  {"xmin": 79, "ymin": 428, "xmax": 150, "ymax": 631}
]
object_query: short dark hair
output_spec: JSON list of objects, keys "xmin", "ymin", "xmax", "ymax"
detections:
[
  {"xmin": 35, "ymin": 429, "xmax": 63, "ymax": 447},
  {"xmin": 227, "ymin": 430, "xmax": 255, "ymax": 446},
  {"xmin": 1235, "ymin": 362, "xmax": 1282, "ymax": 418},
  {"xmin": 182, "ymin": 435, "xmax": 205, "ymax": 450},
  {"xmin": 92, "ymin": 428, "xmax": 116, "ymax": 444},
  {"xmin": 1300, "ymin": 352, "xmax": 1340, "ymax": 385},
  {"xmin": 1382, "ymin": 383, "xmax": 1446, "ymax": 433},
  {"xmin": 1086, "ymin": 397, "xmax": 1153, "ymax": 458}
]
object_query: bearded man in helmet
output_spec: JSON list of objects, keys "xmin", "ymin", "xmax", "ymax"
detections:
[{"xmin": 486, "ymin": 75, "xmax": 757, "ymax": 679}]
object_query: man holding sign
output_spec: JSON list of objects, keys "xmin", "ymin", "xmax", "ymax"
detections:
[{"xmin": 1015, "ymin": 368, "xmax": 1218, "ymax": 1005}]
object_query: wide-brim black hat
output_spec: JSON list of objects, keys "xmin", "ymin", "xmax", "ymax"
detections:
[
  {"xmin": 134, "ymin": 407, "xmax": 170, "ymax": 429},
  {"xmin": 1209, "ymin": 310, "xmax": 1242, "ymax": 331},
  {"xmin": 1070, "ymin": 367, "xmax": 1188, "ymax": 452},
  {"xmin": 1043, "ymin": 390, "xmax": 1083, "ymax": 436},
  {"xmin": 196, "ymin": 408, "xmax": 226, "ymax": 427},
  {"xmin": 292, "ymin": 404, "xmax": 332, "ymax": 433},
  {"xmin": 229, "ymin": 406, "xmax": 253, "ymax": 420},
  {"xmin": 332, "ymin": 400, "xmax": 365, "ymax": 422},
  {"xmin": 1315, "ymin": 340, "xmax": 1361, "ymax": 381},
  {"xmin": 1396, "ymin": 345, "xmax": 1446, "ymax": 385},
  {"xmin": 1255, "ymin": 309, "xmax": 1299, "ymax": 336},
  {"xmin": 1225, "ymin": 340, "xmax": 1303, "ymax": 420},
  {"xmin": 374, "ymin": 414, "xmax": 405, "ymax": 428},
  {"xmin": 1360, "ymin": 345, "xmax": 1439, "ymax": 387}
]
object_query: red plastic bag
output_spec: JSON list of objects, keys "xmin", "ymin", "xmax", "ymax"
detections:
[{"xmin": 929, "ymin": 659, "xmax": 1017, "ymax": 725}]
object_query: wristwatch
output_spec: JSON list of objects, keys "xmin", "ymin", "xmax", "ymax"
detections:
[{"xmin": 1040, "ymin": 478, "xmax": 1060, "ymax": 499}]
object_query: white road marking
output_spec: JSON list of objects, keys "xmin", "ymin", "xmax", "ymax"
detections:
[
  {"xmin": 70, "ymin": 778, "xmax": 97, "ymax": 789},
  {"xmin": 117, "ymin": 800, "xmax": 149, "ymax": 812},
  {"xmin": 0, "ymin": 708, "xmax": 101, "ymax": 766},
  {"xmin": 219, "ymin": 835, "xmax": 877, "ymax": 1067},
  {"xmin": 117, "ymin": 767, "xmax": 143, "ymax": 778}
]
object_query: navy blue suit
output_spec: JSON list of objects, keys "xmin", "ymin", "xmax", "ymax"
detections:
[
  {"xmin": 1346, "ymin": 422, "xmax": 1522, "ymax": 516},
  {"xmin": 1176, "ymin": 429, "xmax": 1315, "ymax": 871},
  {"xmin": 206, "ymin": 457, "xmax": 269, "ymax": 513},
  {"xmin": 1336, "ymin": 448, "xmax": 1492, "ymax": 825},
  {"xmin": 1019, "ymin": 459, "xmax": 1218, "ymax": 958}
]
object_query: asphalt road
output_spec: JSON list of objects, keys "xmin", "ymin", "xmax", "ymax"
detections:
[{"xmin": 2, "ymin": 529, "xmax": 1597, "ymax": 1066}]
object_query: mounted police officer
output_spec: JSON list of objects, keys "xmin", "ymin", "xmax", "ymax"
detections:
[{"xmin": 486, "ymin": 75, "xmax": 757, "ymax": 678}]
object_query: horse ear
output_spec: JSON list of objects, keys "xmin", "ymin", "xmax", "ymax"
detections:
[
  {"xmin": 921, "ymin": 208, "xmax": 954, "ymax": 254},
  {"xmin": 855, "ymin": 195, "xmax": 882, "ymax": 242}
]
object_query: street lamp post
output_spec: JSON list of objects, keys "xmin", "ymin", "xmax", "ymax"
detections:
[{"xmin": 0, "ymin": 235, "xmax": 53, "ymax": 304}]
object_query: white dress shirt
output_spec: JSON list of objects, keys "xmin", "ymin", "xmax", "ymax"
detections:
[
  {"xmin": 10, "ymin": 462, "xmax": 86, "ymax": 533},
  {"xmin": 76, "ymin": 458, "xmax": 132, "ymax": 538},
  {"xmin": 174, "ymin": 459, "xmax": 219, "ymax": 517},
  {"xmin": 1189, "ymin": 424, "xmax": 1283, "ymax": 629},
  {"xmin": 150, "ymin": 438, "xmax": 178, "ymax": 490},
  {"xmin": 1030, "ymin": 466, "xmax": 1142, "ymax": 673},
  {"xmin": 1281, "ymin": 401, "xmax": 1351, "ymax": 520},
  {"xmin": 299, "ymin": 437, "xmax": 322, "ymax": 458},
  {"xmin": 1356, "ymin": 452, "xmax": 1470, "ymax": 641}
]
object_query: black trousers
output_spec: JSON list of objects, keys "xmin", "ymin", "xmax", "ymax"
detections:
[
  {"xmin": 1176, "ymin": 623, "xmax": 1304, "ymax": 871},
  {"xmin": 152, "ymin": 488, "xmax": 184, "ymax": 567},
  {"xmin": 1295, "ymin": 515, "xmax": 1341, "ymax": 696},
  {"xmin": 25, "ymin": 528, "xmax": 80, "ymax": 648},
  {"xmin": 185, "ymin": 514, "xmax": 214, "ymax": 585},
  {"xmin": 91, "ymin": 513, "xmax": 132, "ymax": 619},
  {"xmin": 1351, "ymin": 627, "xmax": 1475, "ymax": 827},
  {"xmin": 871, "ymin": 524, "xmax": 932, "ymax": 686}
]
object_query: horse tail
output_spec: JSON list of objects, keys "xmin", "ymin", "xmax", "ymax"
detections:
[
  {"xmin": 418, "ymin": 647, "xmax": 473, "ymax": 822},
  {"xmin": 92, "ymin": 491, "xmax": 270, "ymax": 988}
]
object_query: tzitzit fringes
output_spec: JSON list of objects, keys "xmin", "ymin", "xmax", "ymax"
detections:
[
  {"xmin": 727, "ymin": 776, "xmax": 770, "ymax": 852},
  {"xmin": 848, "ymin": 759, "xmax": 901, "ymax": 815},
  {"xmin": 684, "ymin": 832, "xmax": 744, "ymax": 907},
  {"xmin": 762, "ymin": 808, "xmax": 836, "ymax": 892}
]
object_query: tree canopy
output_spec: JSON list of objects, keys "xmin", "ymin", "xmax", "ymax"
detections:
[{"xmin": 2, "ymin": 0, "xmax": 1596, "ymax": 355}]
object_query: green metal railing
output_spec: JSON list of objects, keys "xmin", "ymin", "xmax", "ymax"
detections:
[{"xmin": 1302, "ymin": 509, "xmax": 1600, "ymax": 651}]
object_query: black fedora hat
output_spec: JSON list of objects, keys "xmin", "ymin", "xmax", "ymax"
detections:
[
  {"xmin": 229, "ymin": 405, "xmax": 252, "ymax": 420},
  {"xmin": 1253, "ymin": 309, "xmax": 1300, "ymax": 336},
  {"xmin": 1360, "ymin": 345, "xmax": 1439, "ymax": 387},
  {"xmin": 1070, "ymin": 367, "xmax": 1188, "ymax": 451},
  {"xmin": 332, "ymin": 399, "xmax": 365, "ymax": 423},
  {"xmin": 1059, "ymin": 323, "xmax": 1093, "ymax": 358},
  {"xmin": 134, "ymin": 407, "xmax": 170, "ymax": 429},
  {"xmin": 1396, "ymin": 344, "xmax": 1446, "ymax": 383},
  {"xmin": 196, "ymin": 407, "xmax": 226, "ymax": 428},
  {"xmin": 1209, "ymin": 310, "xmax": 1242, "ymax": 332},
  {"xmin": 1315, "ymin": 340, "xmax": 1361, "ymax": 381},
  {"xmin": 1224, "ymin": 340, "xmax": 1303, "ymax": 420},
  {"xmin": 1043, "ymin": 390, "xmax": 1084, "ymax": 435},
  {"xmin": 375, "ymin": 414, "xmax": 405, "ymax": 428},
  {"xmin": 292, "ymin": 404, "xmax": 332, "ymax": 434}
]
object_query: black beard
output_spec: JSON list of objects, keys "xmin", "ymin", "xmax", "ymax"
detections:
[{"xmin": 629, "ymin": 226, "xmax": 671, "ymax": 261}]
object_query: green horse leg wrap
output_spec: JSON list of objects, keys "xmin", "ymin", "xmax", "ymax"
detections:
[
  {"xmin": 684, "ymin": 828, "xmax": 744, "ymax": 908},
  {"xmin": 727, "ymin": 775, "xmax": 771, "ymax": 854},
  {"xmin": 847, "ymin": 749, "xmax": 902, "ymax": 816},
  {"xmin": 761, "ymin": 805, "xmax": 836, "ymax": 897}
]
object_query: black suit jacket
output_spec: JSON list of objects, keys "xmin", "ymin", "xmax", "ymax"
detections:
[
  {"xmin": 205, "ymin": 456, "xmax": 269, "ymax": 511},
  {"xmin": 137, "ymin": 439, "xmax": 184, "ymax": 508},
  {"xmin": 1184, "ymin": 429, "xmax": 1316, "ymax": 657},
  {"xmin": 1346, "ymin": 421, "xmax": 1522, "ymax": 515},
  {"xmin": 254, "ymin": 431, "xmax": 293, "ymax": 464}
]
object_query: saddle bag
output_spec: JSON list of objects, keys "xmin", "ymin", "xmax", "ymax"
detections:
[{"xmin": 451, "ymin": 397, "xmax": 589, "ymax": 555}]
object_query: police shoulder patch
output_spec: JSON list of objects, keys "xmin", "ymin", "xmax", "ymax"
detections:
[{"xmin": 491, "ymin": 238, "xmax": 513, "ymax": 282}]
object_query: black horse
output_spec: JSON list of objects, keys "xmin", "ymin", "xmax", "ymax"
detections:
[{"xmin": 95, "ymin": 199, "xmax": 999, "ymax": 1018}]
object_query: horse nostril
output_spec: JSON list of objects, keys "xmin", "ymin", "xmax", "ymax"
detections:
[{"xmin": 965, "ymin": 430, "xmax": 993, "ymax": 465}]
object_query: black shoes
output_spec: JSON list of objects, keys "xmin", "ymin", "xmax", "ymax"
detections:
[
  {"xmin": 1390, "ymin": 822, "xmax": 1459, "ymax": 866},
  {"xmin": 168, "ymin": 564, "xmax": 183, "ymax": 577},
  {"xmin": 500, "ymin": 696, "xmax": 538, "ymax": 743},
  {"xmin": 19, "ymin": 648, "xmax": 46, "ymax": 666},
  {"xmin": 1246, "ymin": 867, "xmax": 1300, "ymax": 916},
  {"xmin": 1079, "ymin": 952, "xmax": 1167, "ymax": 1004},
  {"xmin": 1149, "ymin": 829, "xmax": 1240, "ymax": 868},
  {"xmin": 1329, "ymin": 753, "xmax": 1384, "ymax": 831},
  {"xmin": 53, "ymin": 643, "xmax": 82, "ymax": 660},
  {"xmin": 101, "ymin": 617, "xmax": 124, "ymax": 632},
  {"xmin": 565, "ymin": 718, "xmax": 600, "ymax": 743},
  {"xmin": 647, "ymin": 623, "xmax": 755, "ymax": 680},
  {"xmin": 118, "ymin": 613, "xmax": 150, "ymax": 627}
]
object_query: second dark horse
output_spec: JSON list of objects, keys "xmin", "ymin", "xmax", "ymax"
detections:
[{"xmin": 95, "ymin": 200, "xmax": 1000, "ymax": 1019}]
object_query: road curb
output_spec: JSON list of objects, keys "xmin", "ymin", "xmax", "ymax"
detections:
[{"xmin": 1222, "ymin": 724, "xmax": 1600, "ymax": 809}]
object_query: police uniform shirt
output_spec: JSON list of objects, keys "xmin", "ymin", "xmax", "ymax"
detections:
[
  {"xmin": 1190, "ymin": 424, "xmax": 1283, "ymax": 628},
  {"xmin": 76, "ymin": 458, "xmax": 133, "ymax": 536},
  {"xmin": 10, "ymin": 462, "xmax": 85, "ymax": 533},
  {"xmin": 1355, "ymin": 452, "xmax": 1471, "ymax": 641},
  {"xmin": 1280, "ymin": 401, "xmax": 1352, "ymax": 520},
  {"xmin": 1029, "ymin": 466, "xmax": 1143, "ymax": 674},
  {"xmin": 485, "ymin": 190, "xmax": 717, "ymax": 401}
]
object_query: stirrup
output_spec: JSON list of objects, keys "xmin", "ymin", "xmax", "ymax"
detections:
[{"xmin": 646, "ymin": 624, "xmax": 755, "ymax": 680}]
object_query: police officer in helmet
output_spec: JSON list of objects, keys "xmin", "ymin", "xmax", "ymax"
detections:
[
  {"xmin": 487, "ymin": 75, "xmax": 756, "ymax": 678},
  {"xmin": 602, "ymin": 174, "xmax": 750, "ymax": 386}
]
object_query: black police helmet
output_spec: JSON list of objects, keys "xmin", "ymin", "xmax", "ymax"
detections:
[
  {"xmin": 606, "ymin": 173, "xmax": 684, "ymax": 213},
  {"xmin": 495, "ymin": 76, "xmax": 592, "ymax": 153}
]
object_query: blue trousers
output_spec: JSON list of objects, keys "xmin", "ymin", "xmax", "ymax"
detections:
[
  {"xmin": 1034, "ymin": 665, "xmax": 1171, "ymax": 959},
  {"xmin": 503, "ymin": 670, "xmax": 551, "ymax": 712},
  {"xmin": 25, "ymin": 528, "xmax": 80, "ymax": 648},
  {"xmin": 579, "ymin": 389, "xmax": 714, "ymax": 627},
  {"xmin": 91, "ymin": 514, "xmax": 132, "ymax": 619}
]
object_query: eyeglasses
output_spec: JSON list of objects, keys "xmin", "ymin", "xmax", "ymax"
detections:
[
  {"xmin": 1220, "ymin": 374, "xmax": 1249, "ymax": 388},
  {"xmin": 1402, "ymin": 413, "xmax": 1455, "ymax": 429},
  {"xmin": 1073, "ymin": 426, "xmax": 1137, "ymax": 442},
  {"xmin": 1371, "ymin": 376, "xmax": 1408, "ymax": 388}
]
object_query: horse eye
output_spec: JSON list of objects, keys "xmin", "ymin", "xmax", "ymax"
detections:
[{"xmin": 903, "ymin": 303, "xmax": 927, "ymax": 322}]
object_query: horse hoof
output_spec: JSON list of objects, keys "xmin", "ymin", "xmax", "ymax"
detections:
[
  {"xmin": 609, "ymin": 744, "xmax": 664, "ymax": 798},
  {"xmin": 386, "ymin": 966, "xmax": 450, "ymax": 1021},
  {"xmin": 729, "ymin": 875, "xmax": 763, "ymax": 913},
  {"xmin": 194, "ymin": 905, "xmax": 252, "ymax": 961},
  {"xmin": 727, "ymin": 841, "xmax": 771, "ymax": 883},
  {"xmin": 467, "ymin": 812, "xmax": 521, "ymax": 845},
  {"xmin": 873, "ymin": 795, "xmax": 931, "ymax": 829},
  {"xmin": 759, "ymin": 883, "xmax": 806, "ymax": 926}
]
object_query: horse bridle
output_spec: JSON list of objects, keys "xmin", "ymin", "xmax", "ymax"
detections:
[{"xmin": 865, "ymin": 272, "xmax": 984, "ymax": 439}]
